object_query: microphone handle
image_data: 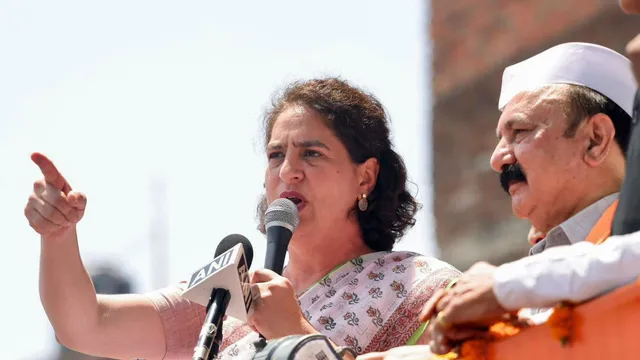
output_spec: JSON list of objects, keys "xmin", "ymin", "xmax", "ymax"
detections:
[
  {"xmin": 255, "ymin": 226, "xmax": 292, "ymax": 348},
  {"xmin": 192, "ymin": 288, "xmax": 231, "ymax": 360},
  {"xmin": 264, "ymin": 226, "xmax": 292, "ymax": 275},
  {"xmin": 209, "ymin": 316, "xmax": 225, "ymax": 360}
]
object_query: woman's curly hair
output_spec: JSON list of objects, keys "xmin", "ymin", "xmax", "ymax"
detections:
[{"xmin": 256, "ymin": 77, "xmax": 421, "ymax": 251}]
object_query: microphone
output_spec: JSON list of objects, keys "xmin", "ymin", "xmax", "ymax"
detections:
[
  {"xmin": 182, "ymin": 234, "xmax": 254, "ymax": 360},
  {"xmin": 251, "ymin": 198, "xmax": 300, "ymax": 351},
  {"xmin": 263, "ymin": 198, "xmax": 300, "ymax": 275}
]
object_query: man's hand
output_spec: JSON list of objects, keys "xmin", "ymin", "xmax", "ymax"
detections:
[
  {"xmin": 24, "ymin": 153, "xmax": 87, "ymax": 240},
  {"xmin": 355, "ymin": 345, "xmax": 434, "ymax": 360},
  {"xmin": 247, "ymin": 269, "xmax": 315, "ymax": 340},
  {"xmin": 419, "ymin": 262, "xmax": 511, "ymax": 354}
]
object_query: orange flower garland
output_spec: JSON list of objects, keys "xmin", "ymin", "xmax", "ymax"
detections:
[
  {"xmin": 431, "ymin": 303, "xmax": 575, "ymax": 359},
  {"xmin": 546, "ymin": 301, "xmax": 574, "ymax": 346},
  {"xmin": 430, "ymin": 321, "xmax": 523, "ymax": 360},
  {"xmin": 431, "ymin": 352, "xmax": 459, "ymax": 359},
  {"xmin": 458, "ymin": 339, "xmax": 487, "ymax": 359}
]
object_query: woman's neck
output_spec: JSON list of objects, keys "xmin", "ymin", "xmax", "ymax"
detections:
[{"xmin": 283, "ymin": 227, "xmax": 373, "ymax": 295}]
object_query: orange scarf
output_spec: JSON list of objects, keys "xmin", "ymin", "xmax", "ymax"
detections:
[{"xmin": 585, "ymin": 199, "xmax": 619, "ymax": 245}]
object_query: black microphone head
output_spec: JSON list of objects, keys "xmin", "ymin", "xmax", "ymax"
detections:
[
  {"xmin": 215, "ymin": 234, "xmax": 254, "ymax": 268},
  {"xmin": 265, "ymin": 198, "xmax": 300, "ymax": 232}
]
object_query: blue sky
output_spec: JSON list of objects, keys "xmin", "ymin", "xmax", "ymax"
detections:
[{"xmin": 0, "ymin": 1, "xmax": 434, "ymax": 358}]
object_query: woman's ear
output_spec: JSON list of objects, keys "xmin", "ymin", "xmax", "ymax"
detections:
[{"xmin": 358, "ymin": 157, "xmax": 380, "ymax": 194}]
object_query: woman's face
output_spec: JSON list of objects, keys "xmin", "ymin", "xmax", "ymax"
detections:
[{"xmin": 264, "ymin": 105, "xmax": 377, "ymax": 236}]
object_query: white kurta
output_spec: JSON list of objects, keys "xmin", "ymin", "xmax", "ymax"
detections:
[{"xmin": 494, "ymin": 232, "xmax": 640, "ymax": 310}]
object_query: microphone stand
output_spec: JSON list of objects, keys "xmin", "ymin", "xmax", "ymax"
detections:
[{"xmin": 193, "ymin": 288, "xmax": 231, "ymax": 360}]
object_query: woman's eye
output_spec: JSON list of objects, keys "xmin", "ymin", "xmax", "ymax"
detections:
[{"xmin": 268, "ymin": 152, "xmax": 284, "ymax": 160}]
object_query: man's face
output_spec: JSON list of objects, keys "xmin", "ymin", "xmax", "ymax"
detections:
[
  {"xmin": 490, "ymin": 86, "xmax": 590, "ymax": 231},
  {"xmin": 619, "ymin": 0, "xmax": 640, "ymax": 14}
]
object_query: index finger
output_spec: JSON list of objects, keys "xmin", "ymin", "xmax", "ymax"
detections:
[
  {"xmin": 435, "ymin": 290, "xmax": 477, "ymax": 327},
  {"xmin": 419, "ymin": 288, "xmax": 446, "ymax": 322},
  {"xmin": 31, "ymin": 152, "xmax": 71, "ymax": 193}
]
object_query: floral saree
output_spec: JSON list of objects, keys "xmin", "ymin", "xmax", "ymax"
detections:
[{"xmin": 147, "ymin": 251, "xmax": 460, "ymax": 360}]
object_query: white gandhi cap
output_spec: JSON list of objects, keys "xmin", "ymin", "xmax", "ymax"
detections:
[{"xmin": 498, "ymin": 42, "xmax": 638, "ymax": 117}]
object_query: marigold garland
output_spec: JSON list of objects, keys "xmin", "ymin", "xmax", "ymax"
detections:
[
  {"xmin": 430, "ymin": 321, "xmax": 523, "ymax": 360},
  {"xmin": 546, "ymin": 301, "xmax": 574, "ymax": 346},
  {"xmin": 431, "ymin": 352, "xmax": 458, "ymax": 359},
  {"xmin": 430, "ymin": 303, "xmax": 575, "ymax": 359}
]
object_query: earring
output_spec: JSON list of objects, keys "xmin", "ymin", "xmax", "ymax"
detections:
[{"xmin": 358, "ymin": 193, "xmax": 368, "ymax": 212}]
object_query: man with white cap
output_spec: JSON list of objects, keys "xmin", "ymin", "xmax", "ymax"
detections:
[
  {"xmin": 415, "ymin": 41, "xmax": 639, "ymax": 355},
  {"xmin": 357, "ymin": 2, "xmax": 640, "ymax": 359},
  {"xmin": 355, "ymin": 41, "xmax": 638, "ymax": 359},
  {"xmin": 497, "ymin": 42, "xmax": 634, "ymax": 255}
]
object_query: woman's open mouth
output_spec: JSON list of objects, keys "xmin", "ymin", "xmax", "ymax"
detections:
[{"xmin": 279, "ymin": 191, "xmax": 307, "ymax": 211}]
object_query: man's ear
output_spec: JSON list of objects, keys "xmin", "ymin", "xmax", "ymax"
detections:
[{"xmin": 583, "ymin": 113, "xmax": 616, "ymax": 167}]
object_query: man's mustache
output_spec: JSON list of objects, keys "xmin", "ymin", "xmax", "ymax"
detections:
[{"xmin": 500, "ymin": 164, "xmax": 527, "ymax": 194}]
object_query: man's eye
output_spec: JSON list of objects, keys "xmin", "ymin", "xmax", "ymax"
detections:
[{"xmin": 304, "ymin": 150, "xmax": 322, "ymax": 157}]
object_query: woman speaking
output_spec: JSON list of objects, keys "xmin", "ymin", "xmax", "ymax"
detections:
[{"xmin": 25, "ymin": 77, "xmax": 460, "ymax": 359}]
